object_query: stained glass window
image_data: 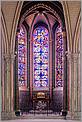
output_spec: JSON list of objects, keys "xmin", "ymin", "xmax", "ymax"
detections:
[
  {"xmin": 55, "ymin": 25, "xmax": 64, "ymax": 87},
  {"xmin": 17, "ymin": 26, "xmax": 27, "ymax": 87},
  {"xmin": 33, "ymin": 26, "xmax": 49, "ymax": 90}
]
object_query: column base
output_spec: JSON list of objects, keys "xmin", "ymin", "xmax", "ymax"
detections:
[
  {"xmin": 65, "ymin": 111, "xmax": 71, "ymax": 120},
  {"xmin": 1, "ymin": 111, "xmax": 16, "ymax": 120},
  {"xmin": 73, "ymin": 111, "xmax": 81, "ymax": 120},
  {"xmin": 66, "ymin": 111, "xmax": 81, "ymax": 120}
]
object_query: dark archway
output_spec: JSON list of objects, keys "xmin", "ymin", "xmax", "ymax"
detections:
[{"xmin": 14, "ymin": 1, "xmax": 68, "ymax": 115}]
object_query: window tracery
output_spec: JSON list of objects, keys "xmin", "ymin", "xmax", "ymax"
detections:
[
  {"xmin": 55, "ymin": 25, "xmax": 64, "ymax": 87},
  {"xmin": 33, "ymin": 26, "xmax": 49, "ymax": 90},
  {"xmin": 17, "ymin": 26, "xmax": 27, "ymax": 87}
]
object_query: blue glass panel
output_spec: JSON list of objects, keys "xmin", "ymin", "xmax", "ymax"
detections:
[
  {"xmin": 33, "ymin": 26, "xmax": 49, "ymax": 90},
  {"xmin": 18, "ymin": 26, "xmax": 27, "ymax": 87},
  {"xmin": 55, "ymin": 26, "xmax": 64, "ymax": 87}
]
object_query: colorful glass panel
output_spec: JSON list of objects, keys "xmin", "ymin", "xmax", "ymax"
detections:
[
  {"xmin": 55, "ymin": 25, "xmax": 64, "ymax": 87},
  {"xmin": 18, "ymin": 26, "xmax": 27, "ymax": 87},
  {"xmin": 33, "ymin": 26, "xmax": 49, "ymax": 90}
]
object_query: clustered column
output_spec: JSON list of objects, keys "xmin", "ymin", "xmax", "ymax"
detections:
[
  {"xmin": 10, "ymin": 54, "xmax": 16, "ymax": 112},
  {"xmin": 66, "ymin": 52, "xmax": 80, "ymax": 119},
  {"xmin": 71, "ymin": 53, "xmax": 80, "ymax": 119},
  {"xmin": 66, "ymin": 52, "xmax": 72, "ymax": 114},
  {"xmin": 2, "ymin": 53, "xmax": 15, "ymax": 119},
  {"xmin": 4, "ymin": 54, "xmax": 11, "ymax": 113}
]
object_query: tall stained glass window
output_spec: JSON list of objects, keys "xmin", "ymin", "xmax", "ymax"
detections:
[
  {"xmin": 17, "ymin": 26, "xmax": 27, "ymax": 88},
  {"xmin": 55, "ymin": 25, "xmax": 64, "ymax": 87},
  {"xmin": 33, "ymin": 26, "xmax": 49, "ymax": 91}
]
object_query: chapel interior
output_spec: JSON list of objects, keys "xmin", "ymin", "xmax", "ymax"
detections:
[{"xmin": 1, "ymin": 1, "xmax": 81, "ymax": 120}]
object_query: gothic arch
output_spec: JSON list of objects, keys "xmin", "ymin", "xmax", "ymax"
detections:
[
  {"xmin": 1, "ymin": 11, "xmax": 10, "ymax": 112},
  {"xmin": 29, "ymin": 20, "xmax": 52, "ymax": 98},
  {"xmin": 10, "ymin": 1, "xmax": 72, "ymax": 56},
  {"xmin": 73, "ymin": 11, "xmax": 81, "ymax": 53},
  {"xmin": 19, "ymin": 3, "xmax": 63, "ymax": 28},
  {"xmin": 61, "ymin": 1, "xmax": 72, "ymax": 52},
  {"xmin": 14, "ymin": 1, "xmax": 68, "ymax": 114},
  {"xmin": 1, "ymin": 10, "xmax": 9, "ymax": 54},
  {"xmin": 3, "ymin": 0, "xmax": 73, "ymax": 65},
  {"xmin": 10, "ymin": 1, "xmax": 23, "ymax": 55}
]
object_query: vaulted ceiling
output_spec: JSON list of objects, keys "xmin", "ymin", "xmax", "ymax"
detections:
[{"xmin": 19, "ymin": 1, "xmax": 65, "ymax": 30}]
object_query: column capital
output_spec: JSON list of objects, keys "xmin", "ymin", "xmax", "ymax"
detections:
[
  {"xmin": 72, "ymin": 53, "xmax": 79, "ymax": 63},
  {"xmin": 3, "ymin": 54, "xmax": 11, "ymax": 63},
  {"xmin": 65, "ymin": 52, "xmax": 80, "ymax": 63},
  {"xmin": 65, "ymin": 51, "xmax": 72, "ymax": 61},
  {"xmin": 3, "ymin": 53, "xmax": 16, "ymax": 63},
  {"xmin": 10, "ymin": 53, "xmax": 16, "ymax": 63}
]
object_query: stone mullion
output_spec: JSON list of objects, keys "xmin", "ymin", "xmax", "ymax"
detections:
[
  {"xmin": 15, "ymin": 53, "xmax": 19, "ymax": 111},
  {"xmin": 49, "ymin": 40, "xmax": 52, "ymax": 98},
  {"xmin": 30, "ymin": 41, "xmax": 33, "ymax": 98},
  {"xmin": 27, "ymin": 33, "xmax": 30, "ymax": 89}
]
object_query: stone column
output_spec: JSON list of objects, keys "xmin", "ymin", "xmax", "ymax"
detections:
[
  {"xmin": 1, "ymin": 54, "xmax": 15, "ymax": 120},
  {"xmin": 66, "ymin": 52, "xmax": 72, "ymax": 118},
  {"xmin": 71, "ymin": 53, "xmax": 81, "ymax": 119},
  {"xmin": 1, "ymin": 54, "xmax": 5, "ymax": 112},
  {"xmin": 77, "ymin": 53, "xmax": 81, "ymax": 116},
  {"xmin": 4, "ymin": 54, "xmax": 11, "ymax": 112},
  {"xmin": 1, "ymin": 54, "xmax": 11, "ymax": 119},
  {"xmin": 66, "ymin": 52, "xmax": 81, "ymax": 120},
  {"xmin": 72, "ymin": 53, "xmax": 78, "ymax": 112},
  {"xmin": 10, "ymin": 54, "xmax": 16, "ymax": 112}
]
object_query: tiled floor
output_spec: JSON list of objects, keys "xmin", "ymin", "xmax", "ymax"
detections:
[{"xmin": 0, "ymin": 119, "xmax": 81, "ymax": 122}]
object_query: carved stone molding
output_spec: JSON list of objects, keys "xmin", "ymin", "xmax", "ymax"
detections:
[
  {"xmin": 65, "ymin": 51, "xmax": 72, "ymax": 62},
  {"xmin": 3, "ymin": 54, "xmax": 11, "ymax": 63},
  {"xmin": 65, "ymin": 52, "xmax": 80, "ymax": 63},
  {"xmin": 72, "ymin": 53, "xmax": 79, "ymax": 63},
  {"xmin": 72, "ymin": 111, "xmax": 81, "ymax": 120},
  {"xmin": 1, "ymin": 111, "xmax": 16, "ymax": 120},
  {"xmin": 19, "ymin": 2, "xmax": 63, "ymax": 29},
  {"xmin": 10, "ymin": 53, "xmax": 16, "ymax": 63},
  {"xmin": 3, "ymin": 53, "xmax": 16, "ymax": 64}
]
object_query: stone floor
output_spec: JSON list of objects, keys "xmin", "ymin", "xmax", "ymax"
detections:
[
  {"xmin": 0, "ymin": 119, "xmax": 81, "ymax": 122},
  {"xmin": 1, "ymin": 113, "xmax": 81, "ymax": 122},
  {"xmin": 1, "ymin": 112, "xmax": 81, "ymax": 122}
]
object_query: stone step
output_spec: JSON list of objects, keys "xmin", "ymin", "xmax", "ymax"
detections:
[{"xmin": 14, "ymin": 113, "xmax": 64, "ymax": 120}]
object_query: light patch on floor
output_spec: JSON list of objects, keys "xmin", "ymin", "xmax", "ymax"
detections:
[{"xmin": 0, "ymin": 119, "xmax": 80, "ymax": 122}]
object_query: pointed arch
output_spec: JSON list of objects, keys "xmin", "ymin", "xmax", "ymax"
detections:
[
  {"xmin": 14, "ymin": 1, "xmax": 67, "ymax": 113},
  {"xmin": 10, "ymin": 1, "xmax": 23, "ymax": 55},
  {"xmin": 73, "ymin": 10, "xmax": 81, "ymax": 53},
  {"xmin": 1, "ymin": 10, "xmax": 9, "ymax": 54},
  {"xmin": 61, "ymin": 1, "xmax": 72, "ymax": 52}
]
